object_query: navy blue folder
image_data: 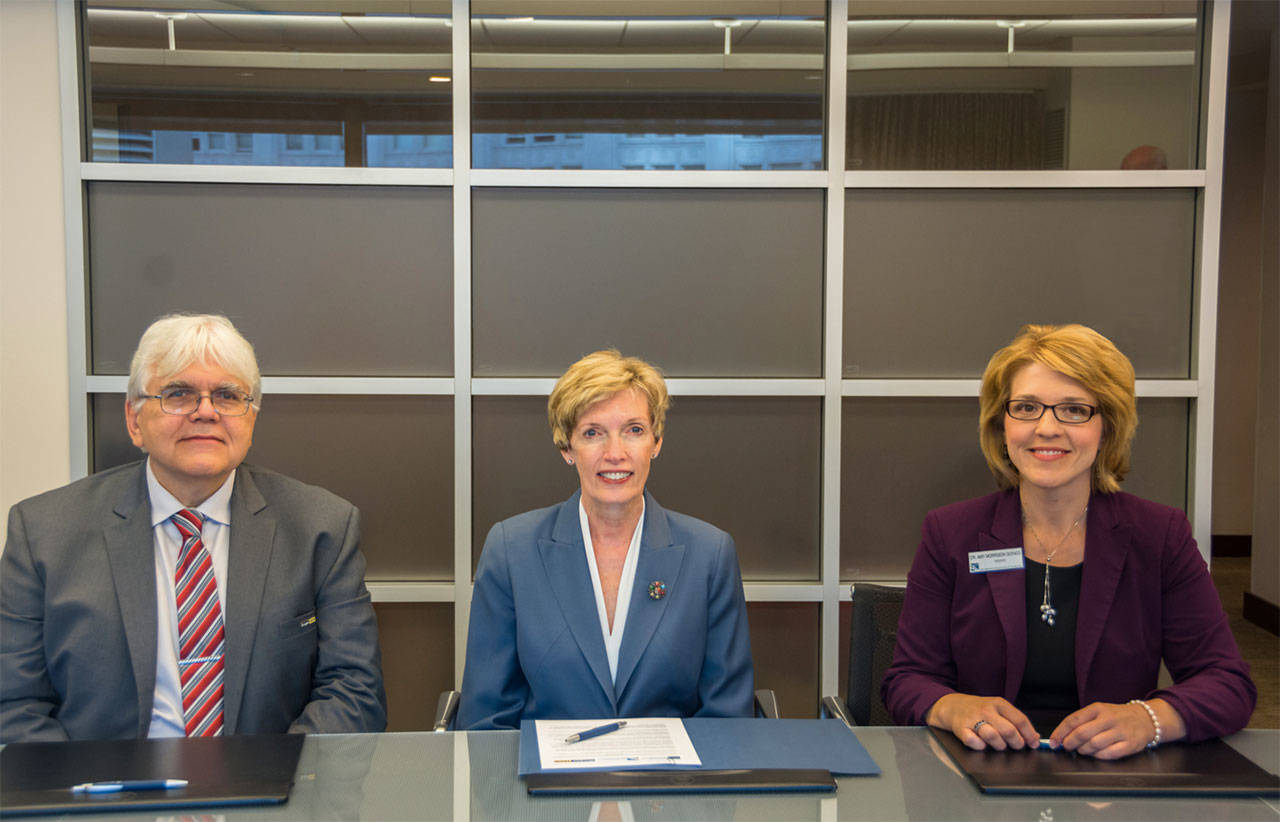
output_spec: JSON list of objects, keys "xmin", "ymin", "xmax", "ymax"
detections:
[{"xmin": 518, "ymin": 718, "xmax": 879, "ymax": 776}]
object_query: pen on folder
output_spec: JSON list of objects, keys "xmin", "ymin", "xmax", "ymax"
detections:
[
  {"xmin": 71, "ymin": 779, "xmax": 188, "ymax": 794},
  {"xmin": 565, "ymin": 720, "xmax": 627, "ymax": 744}
]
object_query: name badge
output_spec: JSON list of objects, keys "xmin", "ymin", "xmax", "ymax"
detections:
[{"xmin": 968, "ymin": 547, "xmax": 1024, "ymax": 574}]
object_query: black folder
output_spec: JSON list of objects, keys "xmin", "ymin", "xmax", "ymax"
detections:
[
  {"xmin": 930, "ymin": 727, "xmax": 1280, "ymax": 797},
  {"xmin": 0, "ymin": 734, "xmax": 305, "ymax": 817}
]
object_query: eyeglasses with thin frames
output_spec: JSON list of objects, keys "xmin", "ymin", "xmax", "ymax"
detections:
[
  {"xmin": 141, "ymin": 387, "xmax": 255, "ymax": 417},
  {"xmin": 1005, "ymin": 399, "xmax": 1098, "ymax": 424}
]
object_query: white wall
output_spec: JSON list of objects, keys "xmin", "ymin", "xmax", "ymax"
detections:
[
  {"xmin": 1, "ymin": 0, "xmax": 71, "ymax": 518},
  {"xmin": 1068, "ymin": 65, "xmax": 1195, "ymax": 169}
]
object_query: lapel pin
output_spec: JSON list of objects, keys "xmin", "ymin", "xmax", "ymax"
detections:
[{"xmin": 648, "ymin": 580, "xmax": 667, "ymax": 600}]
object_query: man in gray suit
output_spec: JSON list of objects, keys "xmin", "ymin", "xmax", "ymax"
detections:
[{"xmin": 0, "ymin": 314, "xmax": 387, "ymax": 741}]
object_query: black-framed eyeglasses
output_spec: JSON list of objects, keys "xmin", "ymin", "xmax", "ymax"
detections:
[
  {"xmin": 1005, "ymin": 400, "xmax": 1098, "ymax": 424},
  {"xmin": 143, "ymin": 387, "xmax": 255, "ymax": 417}
]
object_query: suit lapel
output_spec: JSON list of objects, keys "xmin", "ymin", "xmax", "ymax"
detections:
[
  {"xmin": 536, "ymin": 494, "xmax": 616, "ymax": 709},
  {"xmin": 103, "ymin": 465, "xmax": 159, "ymax": 737},
  {"xmin": 982, "ymin": 491, "xmax": 1027, "ymax": 700},
  {"xmin": 614, "ymin": 494, "xmax": 685, "ymax": 701},
  {"xmin": 221, "ymin": 468, "xmax": 275, "ymax": 734},
  {"xmin": 1075, "ymin": 495, "xmax": 1129, "ymax": 700}
]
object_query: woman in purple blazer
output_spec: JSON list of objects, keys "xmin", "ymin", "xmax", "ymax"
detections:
[{"xmin": 883, "ymin": 324, "xmax": 1255, "ymax": 759}]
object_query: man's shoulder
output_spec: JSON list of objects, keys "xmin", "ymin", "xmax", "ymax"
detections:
[{"xmin": 10, "ymin": 461, "xmax": 144, "ymax": 521}]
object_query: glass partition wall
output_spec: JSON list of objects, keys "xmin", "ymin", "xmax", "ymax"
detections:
[{"xmin": 63, "ymin": 0, "xmax": 1227, "ymax": 727}]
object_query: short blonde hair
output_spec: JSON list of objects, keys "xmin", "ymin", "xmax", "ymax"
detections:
[
  {"xmin": 548, "ymin": 350, "xmax": 670, "ymax": 450},
  {"xmin": 127, "ymin": 314, "xmax": 261, "ymax": 413},
  {"xmin": 979, "ymin": 324, "xmax": 1137, "ymax": 493}
]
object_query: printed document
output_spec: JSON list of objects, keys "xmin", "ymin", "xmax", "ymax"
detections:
[{"xmin": 535, "ymin": 718, "xmax": 702, "ymax": 771}]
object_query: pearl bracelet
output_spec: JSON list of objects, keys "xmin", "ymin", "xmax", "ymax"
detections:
[{"xmin": 1129, "ymin": 699, "xmax": 1161, "ymax": 749}]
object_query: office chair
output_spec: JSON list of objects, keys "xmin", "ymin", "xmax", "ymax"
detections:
[
  {"xmin": 821, "ymin": 582, "xmax": 906, "ymax": 727},
  {"xmin": 432, "ymin": 688, "xmax": 781, "ymax": 731}
]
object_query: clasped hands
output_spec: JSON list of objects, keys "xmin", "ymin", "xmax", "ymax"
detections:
[{"xmin": 927, "ymin": 693, "xmax": 1179, "ymax": 760}]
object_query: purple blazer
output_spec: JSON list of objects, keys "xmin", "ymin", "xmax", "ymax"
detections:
[{"xmin": 882, "ymin": 489, "xmax": 1255, "ymax": 742}]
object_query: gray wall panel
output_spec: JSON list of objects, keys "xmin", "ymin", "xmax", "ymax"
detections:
[
  {"xmin": 843, "ymin": 189, "xmax": 1195, "ymax": 378},
  {"xmin": 841, "ymin": 397, "xmax": 1189, "ymax": 580},
  {"xmin": 93, "ymin": 394, "xmax": 454, "ymax": 580},
  {"xmin": 88, "ymin": 183, "xmax": 453, "ymax": 376},
  {"xmin": 473, "ymin": 395, "xmax": 822, "ymax": 581},
  {"xmin": 473, "ymin": 188, "xmax": 824, "ymax": 377}
]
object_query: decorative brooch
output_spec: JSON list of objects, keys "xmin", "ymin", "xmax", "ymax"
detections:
[{"xmin": 648, "ymin": 580, "xmax": 667, "ymax": 600}]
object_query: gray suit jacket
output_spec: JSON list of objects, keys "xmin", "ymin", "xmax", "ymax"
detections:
[{"xmin": 0, "ymin": 461, "xmax": 387, "ymax": 742}]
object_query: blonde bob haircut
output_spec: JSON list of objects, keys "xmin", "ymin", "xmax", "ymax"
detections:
[
  {"xmin": 127, "ymin": 314, "xmax": 262, "ymax": 413},
  {"xmin": 548, "ymin": 350, "xmax": 670, "ymax": 451},
  {"xmin": 979, "ymin": 323, "xmax": 1137, "ymax": 494}
]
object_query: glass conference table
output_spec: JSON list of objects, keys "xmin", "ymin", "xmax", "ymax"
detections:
[{"xmin": 31, "ymin": 727, "xmax": 1280, "ymax": 821}]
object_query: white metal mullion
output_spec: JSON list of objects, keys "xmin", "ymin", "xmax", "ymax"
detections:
[
  {"xmin": 841, "ymin": 379, "xmax": 1199, "ymax": 398},
  {"xmin": 844, "ymin": 170, "xmax": 1205, "ymax": 188},
  {"xmin": 58, "ymin": 0, "xmax": 89, "ymax": 480},
  {"xmin": 821, "ymin": 0, "xmax": 849, "ymax": 704},
  {"xmin": 743, "ymin": 584, "xmax": 824, "ymax": 603},
  {"xmin": 451, "ymin": 0, "xmax": 473, "ymax": 689},
  {"xmin": 367, "ymin": 582, "xmax": 455, "ymax": 603},
  {"xmin": 469, "ymin": 169, "xmax": 826, "ymax": 188},
  {"xmin": 472, "ymin": 378, "xmax": 825, "ymax": 396},
  {"xmin": 84, "ymin": 375, "xmax": 456, "ymax": 395},
  {"xmin": 79, "ymin": 163, "xmax": 453, "ymax": 187},
  {"xmin": 1191, "ymin": 0, "xmax": 1231, "ymax": 562}
]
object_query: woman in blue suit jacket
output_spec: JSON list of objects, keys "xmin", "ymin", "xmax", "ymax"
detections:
[
  {"xmin": 458, "ymin": 350, "xmax": 754, "ymax": 730},
  {"xmin": 883, "ymin": 324, "xmax": 1255, "ymax": 759}
]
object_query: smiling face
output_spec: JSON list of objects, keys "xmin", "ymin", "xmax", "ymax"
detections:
[
  {"xmin": 1003, "ymin": 362, "xmax": 1103, "ymax": 498},
  {"xmin": 125, "ymin": 360, "xmax": 257, "ymax": 506},
  {"xmin": 562, "ymin": 388, "xmax": 661, "ymax": 521}
]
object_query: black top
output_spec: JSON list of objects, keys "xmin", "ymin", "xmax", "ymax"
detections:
[{"xmin": 1016, "ymin": 559, "xmax": 1084, "ymax": 714}]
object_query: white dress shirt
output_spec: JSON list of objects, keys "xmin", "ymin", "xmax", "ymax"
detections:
[
  {"xmin": 579, "ymin": 499, "xmax": 644, "ymax": 685},
  {"xmin": 144, "ymin": 460, "xmax": 235, "ymax": 737}
]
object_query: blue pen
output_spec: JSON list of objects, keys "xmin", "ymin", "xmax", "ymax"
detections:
[
  {"xmin": 71, "ymin": 779, "xmax": 188, "ymax": 794},
  {"xmin": 564, "ymin": 720, "xmax": 627, "ymax": 744},
  {"xmin": 1038, "ymin": 739, "xmax": 1055, "ymax": 750}
]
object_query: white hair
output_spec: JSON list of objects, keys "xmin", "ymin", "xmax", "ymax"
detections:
[{"xmin": 127, "ymin": 314, "xmax": 261, "ymax": 412}]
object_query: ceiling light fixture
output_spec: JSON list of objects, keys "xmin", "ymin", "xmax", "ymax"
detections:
[
  {"xmin": 153, "ymin": 12, "xmax": 188, "ymax": 51},
  {"xmin": 995, "ymin": 20, "xmax": 1027, "ymax": 55},
  {"xmin": 712, "ymin": 19, "xmax": 744, "ymax": 56}
]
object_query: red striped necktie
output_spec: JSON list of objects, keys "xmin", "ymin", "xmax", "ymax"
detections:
[{"xmin": 171, "ymin": 508, "xmax": 226, "ymax": 737}]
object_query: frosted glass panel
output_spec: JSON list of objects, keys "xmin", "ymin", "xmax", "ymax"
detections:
[
  {"xmin": 473, "ymin": 396, "xmax": 821, "ymax": 581},
  {"xmin": 841, "ymin": 397, "xmax": 1189, "ymax": 580},
  {"xmin": 844, "ymin": 189, "xmax": 1195, "ymax": 378},
  {"xmin": 748, "ymin": 603, "xmax": 820, "ymax": 720},
  {"xmin": 92, "ymin": 394, "xmax": 454, "ymax": 580},
  {"xmin": 88, "ymin": 183, "xmax": 452, "ymax": 376},
  {"xmin": 473, "ymin": 188, "xmax": 823, "ymax": 377},
  {"xmin": 375, "ymin": 603, "xmax": 454, "ymax": 732}
]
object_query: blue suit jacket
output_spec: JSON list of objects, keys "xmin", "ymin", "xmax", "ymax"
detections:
[
  {"xmin": 458, "ymin": 491, "xmax": 754, "ymax": 730},
  {"xmin": 882, "ymin": 489, "xmax": 1256, "ymax": 742},
  {"xmin": 0, "ymin": 461, "xmax": 387, "ymax": 741}
]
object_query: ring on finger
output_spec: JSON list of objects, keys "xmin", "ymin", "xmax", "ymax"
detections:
[{"xmin": 972, "ymin": 719, "xmax": 989, "ymax": 732}]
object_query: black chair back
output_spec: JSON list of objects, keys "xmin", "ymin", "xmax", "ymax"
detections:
[{"xmin": 845, "ymin": 583, "xmax": 906, "ymax": 726}]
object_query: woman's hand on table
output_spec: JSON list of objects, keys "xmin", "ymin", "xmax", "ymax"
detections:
[
  {"xmin": 927, "ymin": 693, "xmax": 1040, "ymax": 751},
  {"xmin": 1050, "ymin": 699, "xmax": 1186, "ymax": 759}
]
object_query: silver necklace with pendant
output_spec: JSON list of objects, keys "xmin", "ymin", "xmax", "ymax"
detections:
[{"xmin": 1022, "ymin": 506, "xmax": 1087, "ymax": 627}]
